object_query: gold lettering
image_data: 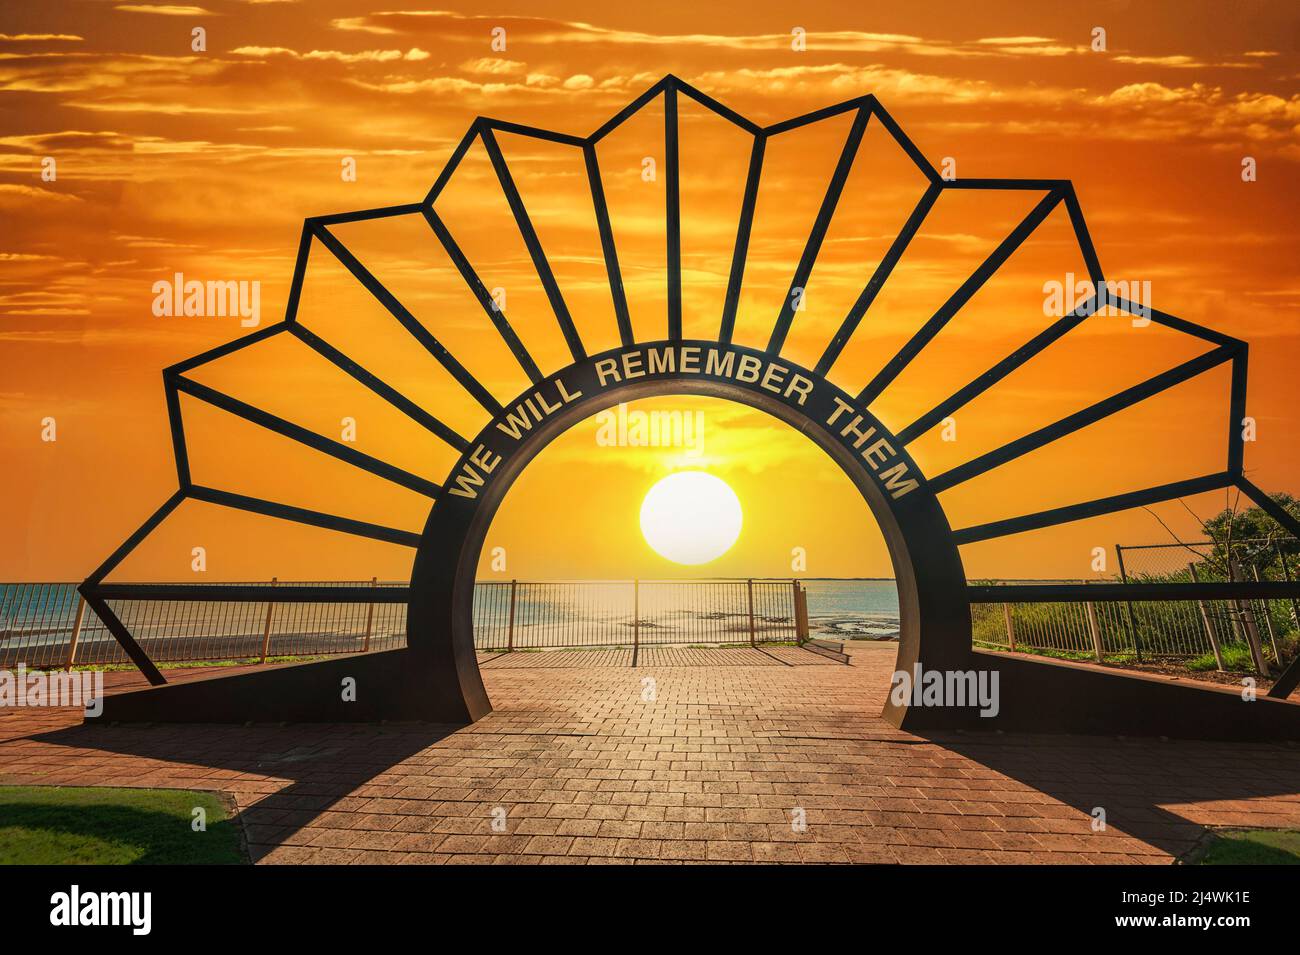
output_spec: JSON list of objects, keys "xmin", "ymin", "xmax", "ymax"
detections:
[
  {"xmin": 862, "ymin": 437, "xmax": 894, "ymax": 469},
  {"xmin": 469, "ymin": 444, "xmax": 501, "ymax": 474},
  {"xmin": 839, "ymin": 414, "xmax": 877, "ymax": 450},
  {"xmin": 595, "ymin": 358, "xmax": 620, "ymax": 386},
  {"xmin": 495, "ymin": 407, "xmax": 534, "ymax": 439},
  {"xmin": 736, "ymin": 355, "xmax": 762, "ymax": 383},
  {"xmin": 705, "ymin": 349, "xmax": 735, "ymax": 378},
  {"xmin": 784, "ymin": 374, "xmax": 813, "ymax": 406},
  {"xmin": 760, "ymin": 363, "xmax": 788, "ymax": 394},
  {"xmin": 880, "ymin": 462, "xmax": 919, "ymax": 499},
  {"xmin": 647, "ymin": 347, "xmax": 675, "ymax": 375},
  {"xmin": 826, "ymin": 395, "xmax": 855, "ymax": 428}
]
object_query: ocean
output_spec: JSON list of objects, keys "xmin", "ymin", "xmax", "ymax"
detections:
[
  {"xmin": 1, "ymin": 579, "xmax": 902, "ymax": 666},
  {"xmin": 470, "ymin": 578, "xmax": 902, "ymax": 647},
  {"xmin": 801, "ymin": 579, "xmax": 901, "ymax": 639}
]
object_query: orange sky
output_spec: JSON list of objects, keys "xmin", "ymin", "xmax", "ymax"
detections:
[{"xmin": 2, "ymin": 1, "xmax": 1298, "ymax": 582}]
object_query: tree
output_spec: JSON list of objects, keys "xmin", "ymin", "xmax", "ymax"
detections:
[{"xmin": 1201, "ymin": 492, "xmax": 1299, "ymax": 580}]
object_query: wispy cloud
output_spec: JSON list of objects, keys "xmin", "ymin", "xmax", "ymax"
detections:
[
  {"xmin": 327, "ymin": 12, "xmax": 1269, "ymax": 69},
  {"xmin": 231, "ymin": 45, "xmax": 431, "ymax": 63},
  {"xmin": 0, "ymin": 33, "xmax": 84, "ymax": 42},
  {"xmin": 114, "ymin": 4, "xmax": 215, "ymax": 15},
  {"xmin": 0, "ymin": 183, "xmax": 83, "ymax": 204}
]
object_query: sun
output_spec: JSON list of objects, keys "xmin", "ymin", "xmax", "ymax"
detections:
[{"xmin": 639, "ymin": 471, "xmax": 743, "ymax": 565}]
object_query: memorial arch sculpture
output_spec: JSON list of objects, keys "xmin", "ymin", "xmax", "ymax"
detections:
[{"xmin": 84, "ymin": 76, "xmax": 1300, "ymax": 739}]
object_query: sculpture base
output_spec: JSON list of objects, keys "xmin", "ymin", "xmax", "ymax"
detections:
[
  {"xmin": 888, "ymin": 650, "xmax": 1300, "ymax": 741},
  {"xmin": 97, "ymin": 649, "xmax": 491, "ymax": 724},
  {"xmin": 94, "ymin": 646, "xmax": 1300, "ymax": 743}
]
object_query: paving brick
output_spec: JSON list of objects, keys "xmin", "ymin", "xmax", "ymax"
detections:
[{"xmin": 2, "ymin": 642, "xmax": 1298, "ymax": 866}]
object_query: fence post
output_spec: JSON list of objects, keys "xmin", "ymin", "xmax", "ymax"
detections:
[
  {"xmin": 259, "ymin": 577, "xmax": 277, "ymax": 664},
  {"xmin": 791, "ymin": 579, "xmax": 799, "ymax": 643},
  {"xmin": 746, "ymin": 578, "xmax": 756, "ymax": 648},
  {"xmin": 1250, "ymin": 565, "xmax": 1282, "ymax": 670},
  {"xmin": 1187, "ymin": 563, "xmax": 1225, "ymax": 671},
  {"xmin": 506, "ymin": 579, "xmax": 517, "ymax": 652},
  {"xmin": 1231, "ymin": 560, "xmax": 1270, "ymax": 675},
  {"xmin": 65, "ymin": 595, "xmax": 86, "ymax": 670},
  {"xmin": 1085, "ymin": 600, "xmax": 1104, "ymax": 662},
  {"xmin": 1002, "ymin": 603, "xmax": 1016, "ymax": 651},
  {"xmin": 632, "ymin": 579, "xmax": 639, "ymax": 665},
  {"xmin": 1276, "ymin": 539, "xmax": 1300, "ymax": 630},
  {"xmin": 793, "ymin": 581, "xmax": 809, "ymax": 644},
  {"xmin": 361, "ymin": 576, "xmax": 377, "ymax": 653},
  {"xmin": 1224, "ymin": 560, "xmax": 1248, "ymax": 648},
  {"xmin": 1115, "ymin": 544, "xmax": 1142, "ymax": 662}
]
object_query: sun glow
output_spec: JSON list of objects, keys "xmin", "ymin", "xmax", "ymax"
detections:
[{"xmin": 639, "ymin": 471, "xmax": 743, "ymax": 565}]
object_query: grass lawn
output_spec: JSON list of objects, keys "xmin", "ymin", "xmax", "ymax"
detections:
[
  {"xmin": 77, "ymin": 655, "xmax": 327, "ymax": 671},
  {"xmin": 0, "ymin": 786, "xmax": 246, "ymax": 865},
  {"xmin": 1199, "ymin": 829, "xmax": 1300, "ymax": 865}
]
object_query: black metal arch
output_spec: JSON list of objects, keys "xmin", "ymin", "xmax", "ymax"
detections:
[{"xmin": 82, "ymin": 76, "xmax": 1300, "ymax": 733}]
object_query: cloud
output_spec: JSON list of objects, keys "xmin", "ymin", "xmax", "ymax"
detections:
[
  {"xmin": 231, "ymin": 45, "xmax": 431, "ymax": 63},
  {"xmin": 0, "ymin": 129, "xmax": 135, "ymax": 152},
  {"xmin": 975, "ymin": 36, "xmax": 1058, "ymax": 45},
  {"xmin": 348, "ymin": 72, "xmax": 594, "ymax": 96},
  {"xmin": 0, "ymin": 33, "xmax": 84, "ymax": 42},
  {"xmin": 0, "ymin": 184, "xmax": 83, "ymax": 204},
  {"xmin": 686, "ymin": 63, "xmax": 1050, "ymax": 105},
  {"xmin": 0, "ymin": 289, "xmax": 91, "ymax": 307},
  {"xmin": 111, "ymin": 234, "xmax": 203, "ymax": 249},
  {"xmin": 1112, "ymin": 54, "xmax": 1257, "ymax": 69},
  {"xmin": 114, "ymin": 5, "xmax": 215, "ymax": 15},
  {"xmin": 1096, "ymin": 81, "xmax": 1300, "ymax": 147},
  {"xmin": 0, "ymin": 252, "xmax": 65, "ymax": 262},
  {"xmin": 323, "ymin": 12, "xmax": 997, "ymax": 58},
  {"xmin": 0, "ymin": 52, "xmax": 230, "ymax": 94},
  {"xmin": 331, "ymin": 13, "xmax": 1268, "ymax": 68},
  {"xmin": 329, "ymin": 16, "xmax": 396, "ymax": 36},
  {"xmin": 461, "ymin": 57, "xmax": 527, "ymax": 76},
  {"xmin": 75, "ymin": 100, "xmax": 269, "ymax": 115}
]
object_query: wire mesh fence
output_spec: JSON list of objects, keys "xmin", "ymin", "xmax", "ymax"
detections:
[
  {"xmin": 972, "ymin": 594, "xmax": 1177, "ymax": 657},
  {"xmin": 1, "ymin": 579, "xmax": 805, "ymax": 668},
  {"xmin": 0, "ymin": 583, "xmax": 90, "ymax": 669},
  {"xmin": 474, "ymin": 579, "xmax": 801, "ymax": 650},
  {"xmin": 10, "ymin": 555, "xmax": 1295, "ymax": 675},
  {"xmin": 0, "ymin": 581, "xmax": 410, "ymax": 669},
  {"xmin": 1117, "ymin": 539, "xmax": 1299, "ymax": 655},
  {"xmin": 972, "ymin": 593, "xmax": 1297, "ymax": 665},
  {"xmin": 971, "ymin": 538, "xmax": 1300, "ymax": 673},
  {"xmin": 973, "ymin": 593, "xmax": 1289, "ymax": 659}
]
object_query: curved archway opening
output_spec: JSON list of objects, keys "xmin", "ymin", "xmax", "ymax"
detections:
[
  {"xmin": 471, "ymin": 394, "xmax": 902, "ymax": 653},
  {"xmin": 408, "ymin": 342, "xmax": 975, "ymax": 728}
]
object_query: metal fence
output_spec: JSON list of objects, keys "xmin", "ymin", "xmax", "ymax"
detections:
[
  {"xmin": 11, "ymin": 562, "xmax": 1295, "ymax": 677},
  {"xmin": 969, "ymin": 539, "xmax": 1300, "ymax": 674},
  {"xmin": 971, "ymin": 586, "xmax": 1297, "ymax": 662},
  {"xmin": 0, "ymin": 580, "xmax": 409, "ymax": 669},
  {"xmin": 0, "ymin": 578, "xmax": 806, "ymax": 668},
  {"xmin": 474, "ymin": 579, "xmax": 803, "ymax": 650}
]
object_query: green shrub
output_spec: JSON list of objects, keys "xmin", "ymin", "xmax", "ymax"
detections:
[
  {"xmin": 1270, "ymin": 630, "xmax": 1299, "ymax": 668},
  {"xmin": 1187, "ymin": 643, "xmax": 1257, "ymax": 672}
]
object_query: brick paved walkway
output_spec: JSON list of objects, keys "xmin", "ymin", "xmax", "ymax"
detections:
[
  {"xmin": 479, "ymin": 645, "xmax": 839, "ymax": 668},
  {"xmin": 2, "ymin": 643, "xmax": 1298, "ymax": 864}
]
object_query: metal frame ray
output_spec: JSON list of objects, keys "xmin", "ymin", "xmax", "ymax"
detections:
[{"xmin": 932, "ymin": 292, "xmax": 1252, "ymax": 547}]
